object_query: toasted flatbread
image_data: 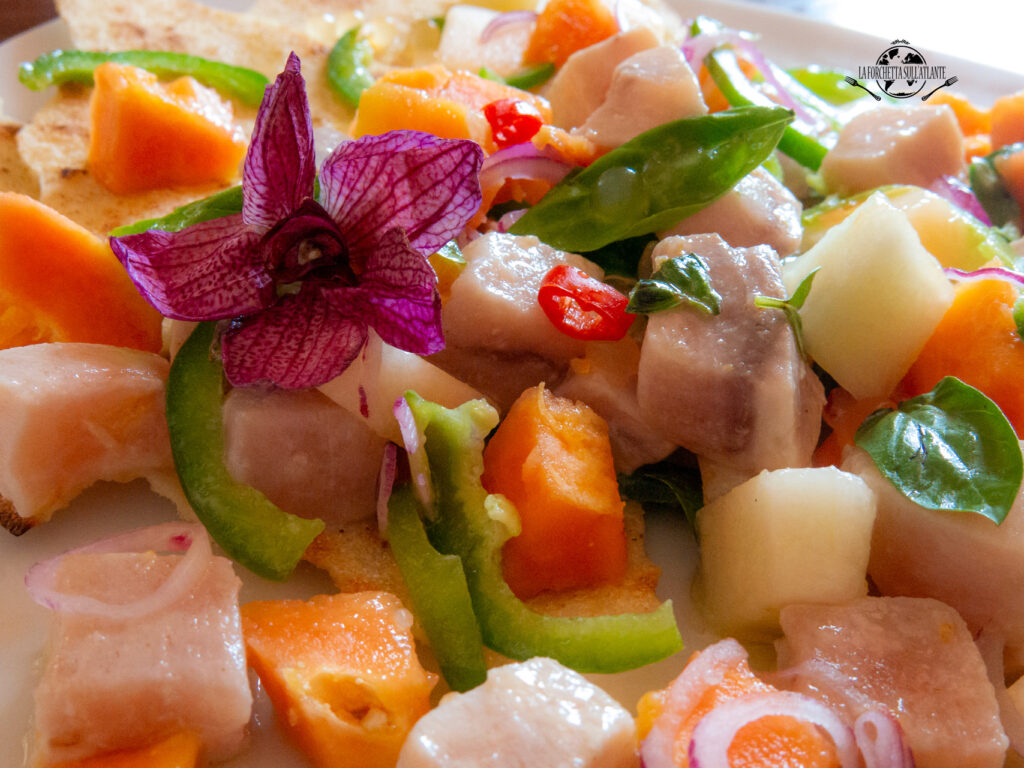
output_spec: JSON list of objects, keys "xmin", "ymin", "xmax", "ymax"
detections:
[
  {"xmin": 16, "ymin": 85, "xmax": 232, "ymax": 234},
  {"xmin": 0, "ymin": 119, "xmax": 40, "ymax": 198},
  {"xmin": 57, "ymin": 0, "xmax": 353, "ymax": 129}
]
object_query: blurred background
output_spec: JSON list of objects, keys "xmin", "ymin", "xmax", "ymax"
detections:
[{"xmin": 1, "ymin": 0, "xmax": 1022, "ymax": 75}]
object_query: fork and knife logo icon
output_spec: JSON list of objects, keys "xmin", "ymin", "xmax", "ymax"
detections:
[{"xmin": 848, "ymin": 40, "xmax": 958, "ymax": 102}]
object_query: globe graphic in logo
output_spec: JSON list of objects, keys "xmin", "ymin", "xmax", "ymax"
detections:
[{"xmin": 875, "ymin": 44, "xmax": 927, "ymax": 98}]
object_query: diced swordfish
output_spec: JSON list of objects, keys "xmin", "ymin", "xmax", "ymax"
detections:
[
  {"xmin": 777, "ymin": 596, "xmax": 1008, "ymax": 768},
  {"xmin": 821, "ymin": 104, "xmax": 964, "ymax": 195},
  {"xmin": 636, "ymin": 234, "xmax": 824, "ymax": 477},
  {"xmin": 660, "ymin": 167, "xmax": 804, "ymax": 257},
  {"xmin": 33, "ymin": 551, "xmax": 252, "ymax": 764},
  {"xmin": 843, "ymin": 445, "xmax": 1024, "ymax": 646},
  {"xmin": 546, "ymin": 28, "xmax": 660, "ymax": 131},
  {"xmin": 223, "ymin": 387, "xmax": 387, "ymax": 526},
  {"xmin": 396, "ymin": 656, "xmax": 639, "ymax": 768},
  {"xmin": 0, "ymin": 343, "xmax": 173, "ymax": 534},
  {"xmin": 577, "ymin": 45, "xmax": 707, "ymax": 150}
]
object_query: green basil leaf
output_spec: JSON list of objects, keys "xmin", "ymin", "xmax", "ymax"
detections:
[
  {"xmin": 109, "ymin": 185, "xmax": 243, "ymax": 236},
  {"xmin": 618, "ymin": 461, "xmax": 703, "ymax": 530},
  {"xmin": 854, "ymin": 376, "xmax": 1023, "ymax": 525},
  {"xmin": 580, "ymin": 233, "xmax": 656, "ymax": 277},
  {"xmin": 753, "ymin": 267, "xmax": 819, "ymax": 360},
  {"xmin": 510, "ymin": 105, "xmax": 793, "ymax": 252},
  {"xmin": 505, "ymin": 62, "xmax": 556, "ymax": 90},
  {"xmin": 627, "ymin": 252, "xmax": 720, "ymax": 315},
  {"xmin": 327, "ymin": 26, "xmax": 375, "ymax": 108}
]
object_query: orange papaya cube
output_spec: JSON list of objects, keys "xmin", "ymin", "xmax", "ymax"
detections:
[
  {"xmin": 637, "ymin": 639, "xmax": 839, "ymax": 768},
  {"xmin": 0, "ymin": 192, "xmax": 162, "ymax": 351},
  {"xmin": 481, "ymin": 384, "xmax": 627, "ymax": 598},
  {"xmin": 524, "ymin": 0, "xmax": 620, "ymax": 68},
  {"xmin": 88, "ymin": 62, "xmax": 246, "ymax": 194},
  {"xmin": 926, "ymin": 91, "xmax": 990, "ymax": 137},
  {"xmin": 48, "ymin": 732, "xmax": 201, "ymax": 768},
  {"xmin": 242, "ymin": 592, "xmax": 436, "ymax": 768},
  {"xmin": 990, "ymin": 89, "xmax": 1024, "ymax": 150},
  {"xmin": 901, "ymin": 278, "xmax": 1024, "ymax": 435}
]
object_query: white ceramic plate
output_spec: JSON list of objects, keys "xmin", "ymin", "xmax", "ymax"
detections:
[{"xmin": 2, "ymin": 2, "xmax": 1023, "ymax": 767}]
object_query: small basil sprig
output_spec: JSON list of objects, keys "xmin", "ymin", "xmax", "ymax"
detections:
[
  {"xmin": 618, "ymin": 461, "xmax": 703, "ymax": 530},
  {"xmin": 855, "ymin": 376, "xmax": 1023, "ymax": 525},
  {"xmin": 109, "ymin": 185, "xmax": 242, "ymax": 236},
  {"xmin": 627, "ymin": 252, "xmax": 720, "ymax": 315},
  {"xmin": 327, "ymin": 26, "xmax": 374, "ymax": 108},
  {"xmin": 1014, "ymin": 294, "xmax": 1024, "ymax": 343},
  {"xmin": 510, "ymin": 105, "xmax": 793, "ymax": 252},
  {"xmin": 753, "ymin": 267, "xmax": 819, "ymax": 360}
]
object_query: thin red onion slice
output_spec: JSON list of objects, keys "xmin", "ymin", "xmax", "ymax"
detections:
[
  {"xmin": 641, "ymin": 638, "xmax": 748, "ymax": 768},
  {"xmin": 681, "ymin": 31, "xmax": 814, "ymax": 125},
  {"xmin": 393, "ymin": 396, "xmax": 435, "ymax": 515},
  {"xmin": 497, "ymin": 207, "xmax": 527, "ymax": 232},
  {"xmin": 687, "ymin": 690, "xmax": 859, "ymax": 768},
  {"xmin": 377, "ymin": 441, "xmax": 399, "ymax": 537},
  {"xmin": 930, "ymin": 175, "xmax": 992, "ymax": 226},
  {"xmin": 944, "ymin": 266, "xmax": 1024, "ymax": 288},
  {"xmin": 25, "ymin": 522, "xmax": 212, "ymax": 621},
  {"xmin": 479, "ymin": 10, "xmax": 537, "ymax": 43},
  {"xmin": 479, "ymin": 143, "xmax": 572, "ymax": 192},
  {"xmin": 854, "ymin": 709, "xmax": 916, "ymax": 768}
]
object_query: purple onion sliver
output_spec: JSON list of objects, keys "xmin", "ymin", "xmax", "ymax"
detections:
[
  {"xmin": 688, "ymin": 691, "xmax": 860, "ymax": 768},
  {"xmin": 393, "ymin": 397, "xmax": 435, "ymax": 514},
  {"xmin": 497, "ymin": 208, "xmax": 527, "ymax": 232},
  {"xmin": 930, "ymin": 175, "xmax": 993, "ymax": 225},
  {"xmin": 944, "ymin": 266, "xmax": 1024, "ymax": 288},
  {"xmin": 479, "ymin": 9, "xmax": 537, "ymax": 43},
  {"xmin": 24, "ymin": 523, "xmax": 212, "ymax": 620},
  {"xmin": 479, "ymin": 144, "xmax": 572, "ymax": 189},
  {"xmin": 854, "ymin": 710, "xmax": 916, "ymax": 768},
  {"xmin": 376, "ymin": 442, "xmax": 398, "ymax": 537}
]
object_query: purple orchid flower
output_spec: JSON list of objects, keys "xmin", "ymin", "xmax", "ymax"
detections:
[{"xmin": 111, "ymin": 53, "xmax": 483, "ymax": 389}]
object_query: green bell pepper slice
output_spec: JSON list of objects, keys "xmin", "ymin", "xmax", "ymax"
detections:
[
  {"xmin": 167, "ymin": 322, "xmax": 325, "ymax": 581},
  {"xmin": 510, "ymin": 105, "xmax": 793, "ymax": 252},
  {"xmin": 387, "ymin": 484, "xmax": 488, "ymax": 691},
  {"xmin": 404, "ymin": 392, "xmax": 684, "ymax": 673},
  {"xmin": 704, "ymin": 48, "xmax": 828, "ymax": 171},
  {"xmin": 19, "ymin": 49, "xmax": 269, "ymax": 107},
  {"xmin": 326, "ymin": 26, "xmax": 375, "ymax": 108},
  {"xmin": 110, "ymin": 185, "xmax": 243, "ymax": 237}
]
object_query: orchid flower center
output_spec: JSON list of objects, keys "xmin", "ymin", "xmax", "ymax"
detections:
[{"xmin": 261, "ymin": 198, "xmax": 355, "ymax": 287}]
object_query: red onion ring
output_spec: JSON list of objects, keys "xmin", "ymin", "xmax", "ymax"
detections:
[
  {"xmin": 479, "ymin": 143, "xmax": 572, "ymax": 192},
  {"xmin": 930, "ymin": 175, "xmax": 992, "ymax": 226},
  {"xmin": 393, "ymin": 396, "xmax": 435, "ymax": 515},
  {"xmin": 681, "ymin": 31, "xmax": 814, "ymax": 125},
  {"xmin": 854, "ymin": 709, "xmax": 916, "ymax": 768},
  {"xmin": 377, "ymin": 442, "xmax": 398, "ymax": 537},
  {"xmin": 25, "ymin": 522, "xmax": 212, "ymax": 621},
  {"xmin": 479, "ymin": 10, "xmax": 537, "ymax": 44},
  {"xmin": 944, "ymin": 266, "xmax": 1024, "ymax": 288},
  {"xmin": 687, "ymin": 690, "xmax": 859, "ymax": 768},
  {"xmin": 641, "ymin": 638, "xmax": 748, "ymax": 768}
]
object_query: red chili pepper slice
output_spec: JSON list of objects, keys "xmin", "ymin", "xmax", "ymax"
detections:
[
  {"xmin": 538, "ymin": 264, "xmax": 635, "ymax": 341},
  {"xmin": 483, "ymin": 98, "xmax": 545, "ymax": 149}
]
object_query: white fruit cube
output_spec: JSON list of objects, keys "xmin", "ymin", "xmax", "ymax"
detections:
[
  {"xmin": 783, "ymin": 192, "xmax": 954, "ymax": 400},
  {"xmin": 697, "ymin": 466, "xmax": 877, "ymax": 641}
]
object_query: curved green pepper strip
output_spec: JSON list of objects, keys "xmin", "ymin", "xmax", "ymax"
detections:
[
  {"xmin": 19, "ymin": 49, "xmax": 269, "ymax": 107},
  {"xmin": 327, "ymin": 27, "xmax": 374, "ymax": 108},
  {"xmin": 110, "ymin": 185, "xmax": 243, "ymax": 237},
  {"xmin": 510, "ymin": 105, "xmax": 793, "ymax": 252},
  {"xmin": 404, "ymin": 392, "xmax": 684, "ymax": 674},
  {"xmin": 704, "ymin": 49, "xmax": 827, "ymax": 171},
  {"xmin": 387, "ymin": 484, "xmax": 488, "ymax": 691},
  {"xmin": 167, "ymin": 322, "xmax": 325, "ymax": 581}
]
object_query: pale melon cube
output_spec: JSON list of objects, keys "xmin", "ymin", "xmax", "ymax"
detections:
[
  {"xmin": 783, "ymin": 192, "xmax": 953, "ymax": 400},
  {"xmin": 696, "ymin": 466, "xmax": 876, "ymax": 641}
]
